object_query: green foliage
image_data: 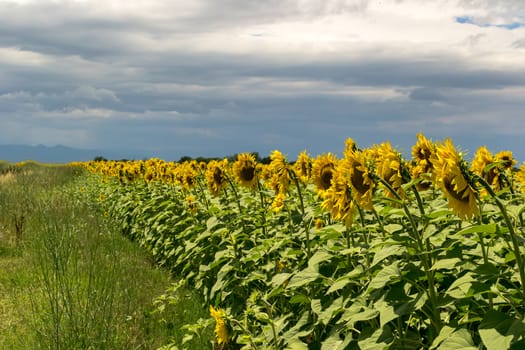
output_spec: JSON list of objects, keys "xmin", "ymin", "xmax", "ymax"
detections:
[
  {"xmin": 80, "ymin": 165, "xmax": 525, "ymax": 349},
  {"xmin": 0, "ymin": 165, "xmax": 209, "ymax": 350}
]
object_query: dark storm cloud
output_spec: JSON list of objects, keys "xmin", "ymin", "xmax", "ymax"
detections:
[{"xmin": 0, "ymin": 0, "xmax": 524, "ymax": 162}]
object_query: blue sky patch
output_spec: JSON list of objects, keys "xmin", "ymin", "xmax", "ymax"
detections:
[{"xmin": 456, "ymin": 16, "xmax": 522, "ymax": 30}]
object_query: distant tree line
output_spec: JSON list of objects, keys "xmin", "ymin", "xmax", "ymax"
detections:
[{"xmin": 93, "ymin": 152, "xmax": 273, "ymax": 164}]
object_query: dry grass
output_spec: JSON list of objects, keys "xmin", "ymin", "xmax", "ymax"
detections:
[{"xmin": 0, "ymin": 172, "xmax": 15, "ymax": 184}]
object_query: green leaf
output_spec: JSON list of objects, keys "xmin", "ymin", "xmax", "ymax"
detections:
[
  {"xmin": 367, "ymin": 261, "xmax": 401, "ymax": 293},
  {"xmin": 321, "ymin": 332, "xmax": 345, "ymax": 350},
  {"xmin": 437, "ymin": 328, "xmax": 477, "ymax": 350},
  {"xmin": 311, "ymin": 299, "xmax": 322, "ymax": 317},
  {"xmin": 307, "ymin": 250, "xmax": 333, "ymax": 270},
  {"xmin": 370, "ymin": 244, "xmax": 405, "ymax": 268},
  {"xmin": 318, "ymin": 296, "xmax": 344, "ymax": 325},
  {"xmin": 445, "ymin": 273, "xmax": 475, "ymax": 299},
  {"xmin": 358, "ymin": 325, "xmax": 394, "ymax": 350},
  {"xmin": 431, "ymin": 258, "xmax": 461, "ymax": 271},
  {"xmin": 271, "ymin": 273, "xmax": 292, "ymax": 288},
  {"xmin": 287, "ymin": 270, "xmax": 321, "ymax": 289},
  {"xmin": 341, "ymin": 306, "xmax": 379, "ymax": 328},
  {"xmin": 327, "ymin": 276, "xmax": 353, "ymax": 294},
  {"xmin": 479, "ymin": 311, "xmax": 525, "ymax": 350},
  {"xmin": 430, "ymin": 326, "xmax": 456, "ymax": 350},
  {"xmin": 457, "ymin": 223, "xmax": 497, "ymax": 236}
]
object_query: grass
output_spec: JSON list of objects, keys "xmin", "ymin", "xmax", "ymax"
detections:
[{"xmin": 0, "ymin": 164, "xmax": 212, "ymax": 349}]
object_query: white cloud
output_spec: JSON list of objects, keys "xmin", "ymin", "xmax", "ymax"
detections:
[
  {"xmin": 1, "ymin": 0, "xmax": 525, "ymax": 160},
  {"xmin": 0, "ymin": 47, "xmax": 50, "ymax": 66}
]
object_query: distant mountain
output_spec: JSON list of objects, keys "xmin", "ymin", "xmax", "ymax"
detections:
[{"xmin": 0, "ymin": 144, "xmax": 125, "ymax": 163}]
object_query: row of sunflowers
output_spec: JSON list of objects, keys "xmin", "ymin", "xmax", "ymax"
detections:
[{"xmin": 73, "ymin": 134, "xmax": 525, "ymax": 349}]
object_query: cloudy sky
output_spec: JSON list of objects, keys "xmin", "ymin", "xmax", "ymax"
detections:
[{"xmin": 1, "ymin": 0, "xmax": 524, "ymax": 161}]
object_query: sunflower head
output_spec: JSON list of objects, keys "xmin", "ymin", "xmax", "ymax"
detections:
[
  {"xmin": 312, "ymin": 153, "xmax": 337, "ymax": 194},
  {"xmin": 471, "ymin": 146, "xmax": 494, "ymax": 175},
  {"xmin": 471, "ymin": 146, "xmax": 499, "ymax": 193},
  {"xmin": 432, "ymin": 139, "xmax": 478, "ymax": 219},
  {"xmin": 232, "ymin": 153, "xmax": 258, "ymax": 189},
  {"xmin": 375, "ymin": 142, "xmax": 405, "ymax": 199},
  {"xmin": 412, "ymin": 133, "xmax": 435, "ymax": 164},
  {"xmin": 411, "ymin": 133, "xmax": 435, "ymax": 190},
  {"xmin": 182, "ymin": 163, "xmax": 197, "ymax": 189},
  {"xmin": 495, "ymin": 150, "xmax": 516, "ymax": 170},
  {"xmin": 185, "ymin": 195, "xmax": 197, "ymax": 215},
  {"xmin": 268, "ymin": 150, "xmax": 291, "ymax": 194},
  {"xmin": 344, "ymin": 149, "xmax": 374, "ymax": 210},
  {"xmin": 294, "ymin": 150, "xmax": 312, "ymax": 184},
  {"xmin": 271, "ymin": 191, "xmax": 286, "ymax": 213},
  {"xmin": 321, "ymin": 162, "xmax": 355, "ymax": 227},
  {"xmin": 206, "ymin": 159, "xmax": 228, "ymax": 196},
  {"xmin": 209, "ymin": 306, "xmax": 229, "ymax": 345},
  {"xmin": 343, "ymin": 138, "xmax": 358, "ymax": 158}
]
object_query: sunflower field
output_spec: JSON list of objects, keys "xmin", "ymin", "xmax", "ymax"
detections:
[{"xmin": 73, "ymin": 134, "xmax": 525, "ymax": 350}]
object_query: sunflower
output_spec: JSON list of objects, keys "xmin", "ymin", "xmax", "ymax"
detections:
[
  {"xmin": 411, "ymin": 133, "xmax": 435, "ymax": 190},
  {"xmin": 321, "ymin": 161, "xmax": 355, "ymax": 227},
  {"xmin": 344, "ymin": 148, "xmax": 374, "ymax": 210},
  {"xmin": 495, "ymin": 150, "xmax": 516, "ymax": 170},
  {"xmin": 185, "ymin": 195, "xmax": 197, "ymax": 215},
  {"xmin": 205, "ymin": 159, "xmax": 229, "ymax": 196},
  {"xmin": 470, "ymin": 146, "xmax": 499, "ymax": 194},
  {"xmin": 267, "ymin": 150, "xmax": 291, "ymax": 195},
  {"xmin": 294, "ymin": 150, "xmax": 312, "ymax": 184},
  {"xmin": 232, "ymin": 153, "xmax": 258, "ymax": 189},
  {"xmin": 271, "ymin": 191, "xmax": 286, "ymax": 213},
  {"xmin": 312, "ymin": 153, "xmax": 337, "ymax": 195},
  {"xmin": 209, "ymin": 306, "xmax": 229, "ymax": 345},
  {"xmin": 182, "ymin": 162, "xmax": 197, "ymax": 189},
  {"xmin": 343, "ymin": 138, "xmax": 358, "ymax": 158},
  {"xmin": 432, "ymin": 139, "xmax": 478, "ymax": 219},
  {"xmin": 375, "ymin": 142, "xmax": 405, "ymax": 199},
  {"xmin": 412, "ymin": 133, "xmax": 435, "ymax": 164}
]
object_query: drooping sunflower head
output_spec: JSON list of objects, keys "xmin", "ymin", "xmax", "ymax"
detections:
[
  {"xmin": 271, "ymin": 191, "xmax": 286, "ymax": 213},
  {"xmin": 267, "ymin": 150, "xmax": 291, "ymax": 194},
  {"xmin": 412, "ymin": 133, "xmax": 435, "ymax": 165},
  {"xmin": 375, "ymin": 142, "xmax": 405, "ymax": 199},
  {"xmin": 182, "ymin": 162, "xmax": 197, "ymax": 189},
  {"xmin": 433, "ymin": 139, "xmax": 478, "ymax": 220},
  {"xmin": 343, "ymin": 138, "xmax": 358, "ymax": 158},
  {"xmin": 209, "ymin": 306, "xmax": 229, "ymax": 345},
  {"xmin": 344, "ymin": 148, "xmax": 374, "ymax": 210},
  {"xmin": 471, "ymin": 146, "xmax": 493, "ymax": 175},
  {"xmin": 205, "ymin": 159, "xmax": 229, "ymax": 196},
  {"xmin": 495, "ymin": 150, "xmax": 516, "ymax": 170},
  {"xmin": 294, "ymin": 150, "xmax": 312, "ymax": 184},
  {"xmin": 232, "ymin": 153, "xmax": 258, "ymax": 189},
  {"xmin": 321, "ymin": 161, "xmax": 355, "ymax": 227},
  {"xmin": 470, "ymin": 146, "xmax": 499, "ymax": 193},
  {"xmin": 312, "ymin": 153, "xmax": 337, "ymax": 195},
  {"xmin": 269, "ymin": 150, "xmax": 288, "ymax": 174},
  {"xmin": 185, "ymin": 195, "xmax": 198, "ymax": 215}
]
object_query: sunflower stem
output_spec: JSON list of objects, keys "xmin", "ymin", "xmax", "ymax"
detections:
[
  {"xmin": 256, "ymin": 180, "xmax": 268, "ymax": 240},
  {"xmin": 225, "ymin": 175, "xmax": 247, "ymax": 257},
  {"xmin": 371, "ymin": 207, "xmax": 386, "ymax": 237},
  {"xmin": 195, "ymin": 177, "xmax": 210, "ymax": 212},
  {"xmin": 475, "ymin": 175, "xmax": 525, "ymax": 302},
  {"xmin": 289, "ymin": 169, "xmax": 311, "ymax": 259},
  {"xmin": 374, "ymin": 174, "xmax": 442, "ymax": 339}
]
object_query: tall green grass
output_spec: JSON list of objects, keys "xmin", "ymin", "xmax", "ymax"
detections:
[{"xmin": 0, "ymin": 164, "xmax": 212, "ymax": 349}]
